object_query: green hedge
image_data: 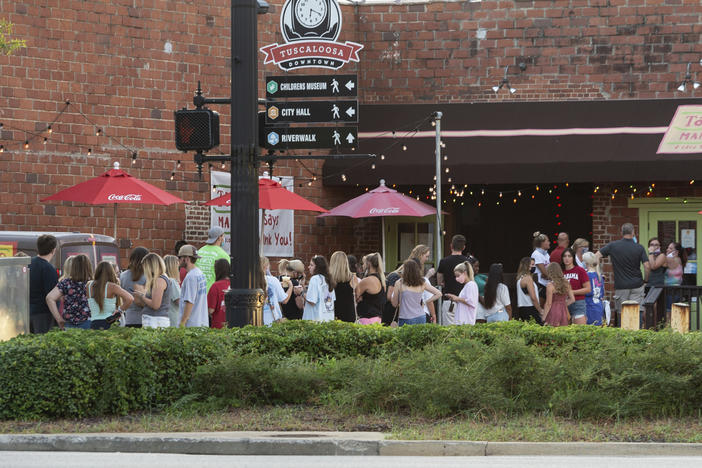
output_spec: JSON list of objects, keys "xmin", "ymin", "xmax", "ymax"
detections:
[{"xmin": 1, "ymin": 321, "xmax": 700, "ymax": 419}]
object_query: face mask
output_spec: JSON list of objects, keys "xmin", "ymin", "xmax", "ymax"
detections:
[
  {"xmin": 667, "ymin": 252, "xmax": 675, "ymax": 258},
  {"xmin": 633, "ymin": 236, "xmax": 638, "ymax": 244},
  {"xmin": 530, "ymin": 267, "xmax": 536, "ymax": 274},
  {"xmin": 582, "ymin": 247, "xmax": 589, "ymax": 253}
]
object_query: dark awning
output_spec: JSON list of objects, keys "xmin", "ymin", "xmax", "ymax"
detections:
[{"xmin": 323, "ymin": 99, "xmax": 702, "ymax": 186}]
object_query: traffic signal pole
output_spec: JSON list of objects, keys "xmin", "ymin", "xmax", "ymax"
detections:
[{"xmin": 224, "ymin": 0, "xmax": 265, "ymax": 327}]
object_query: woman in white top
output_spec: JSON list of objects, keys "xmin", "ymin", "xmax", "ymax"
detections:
[
  {"xmin": 515, "ymin": 256, "xmax": 543, "ymax": 324},
  {"xmin": 444, "ymin": 261, "xmax": 479, "ymax": 325},
  {"xmin": 530, "ymin": 231, "xmax": 551, "ymax": 304},
  {"xmin": 572, "ymin": 238, "xmax": 590, "ymax": 269},
  {"xmin": 87, "ymin": 261, "xmax": 134, "ymax": 330},
  {"xmin": 476, "ymin": 263, "xmax": 512, "ymax": 323},
  {"xmin": 302, "ymin": 255, "xmax": 336, "ymax": 322}
]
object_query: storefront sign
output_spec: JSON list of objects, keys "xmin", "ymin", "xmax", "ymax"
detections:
[
  {"xmin": 657, "ymin": 105, "xmax": 702, "ymax": 154},
  {"xmin": 210, "ymin": 171, "xmax": 295, "ymax": 257},
  {"xmin": 259, "ymin": 0, "xmax": 363, "ymax": 70}
]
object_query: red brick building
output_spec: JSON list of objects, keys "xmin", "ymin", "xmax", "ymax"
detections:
[{"xmin": 1, "ymin": 0, "xmax": 701, "ymax": 287}]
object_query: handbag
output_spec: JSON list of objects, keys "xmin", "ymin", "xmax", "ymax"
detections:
[{"xmin": 390, "ymin": 287, "xmax": 400, "ymax": 328}]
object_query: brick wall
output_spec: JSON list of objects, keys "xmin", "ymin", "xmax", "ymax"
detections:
[{"xmin": 1, "ymin": 0, "xmax": 699, "ymax": 268}]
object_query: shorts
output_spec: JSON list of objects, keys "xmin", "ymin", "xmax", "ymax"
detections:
[
  {"xmin": 568, "ymin": 300, "xmax": 586, "ymax": 318},
  {"xmin": 357, "ymin": 317, "xmax": 381, "ymax": 325},
  {"xmin": 399, "ymin": 315, "xmax": 426, "ymax": 326},
  {"xmin": 517, "ymin": 306, "xmax": 543, "ymax": 325},
  {"xmin": 142, "ymin": 315, "xmax": 170, "ymax": 328}
]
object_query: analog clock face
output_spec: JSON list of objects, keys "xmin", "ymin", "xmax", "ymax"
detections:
[{"xmin": 294, "ymin": 0, "xmax": 327, "ymax": 29}]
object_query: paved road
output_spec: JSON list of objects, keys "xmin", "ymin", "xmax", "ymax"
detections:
[{"xmin": 1, "ymin": 452, "xmax": 701, "ymax": 468}]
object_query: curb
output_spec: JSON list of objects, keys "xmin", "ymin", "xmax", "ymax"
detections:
[{"xmin": 1, "ymin": 433, "xmax": 702, "ymax": 456}]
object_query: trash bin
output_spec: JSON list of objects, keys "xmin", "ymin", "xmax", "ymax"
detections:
[{"xmin": 0, "ymin": 257, "xmax": 31, "ymax": 341}]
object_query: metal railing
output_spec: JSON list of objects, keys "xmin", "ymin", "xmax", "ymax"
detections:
[{"xmin": 642, "ymin": 286, "xmax": 702, "ymax": 330}]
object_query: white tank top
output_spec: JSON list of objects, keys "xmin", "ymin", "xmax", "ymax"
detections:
[{"xmin": 516, "ymin": 275, "xmax": 534, "ymax": 308}]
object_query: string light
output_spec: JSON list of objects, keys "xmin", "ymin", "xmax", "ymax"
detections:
[
  {"xmin": 0, "ymin": 145, "xmax": 3, "ymax": 153},
  {"xmin": 307, "ymin": 181, "xmax": 312, "ymax": 186},
  {"xmin": 177, "ymin": 160, "xmax": 181, "ymax": 169},
  {"xmin": 499, "ymin": 192, "xmax": 503, "ymax": 198},
  {"xmin": 690, "ymin": 180, "xmax": 695, "ymax": 185},
  {"xmin": 132, "ymin": 152, "xmax": 137, "ymax": 164},
  {"xmin": 536, "ymin": 185, "xmax": 540, "ymax": 191},
  {"xmin": 87, "ymin": 148, "xmax": 92, "ymax": 156},
  {"xmin": 380, "ymin": 154, "xmax": 385, "ymax": 160},
  {"xmin": 23, "ymin": 140, "xmax": 29, "ymax": 149},
  {"xmin": 445, "ymin": 168, "xmax": 449, "ymax": 173},
  {"xmin": 481, "ymin": 189, "xmax": 485, "ymax": 195},
  {"xmin": 443, "ymin": 155, "xmax": 447, "ymax": 161},
  {"xmin": 517, "ymin": 190, "xmax": 522, "ymax": 197},
  {"xmin": 47, "ymin": 125, "xmax": 52, "ymax": 134},
  {"xmin": 341, "ymin": 174, "xmax": 347, "ymax": 182},
  {"xmin": 96, "ymin": 128, "xmax": 102, "ymax": 136},
  {"xmin": 221, "ymin": 162, "xmax": 226, "ymax": 169},
  {"xmin": 170, "ymin": 172, "xmax": 175, "ymax": 181},
  {"xmin": 402, "ymin": 144, "xmax": 407, "ymax": 151},
  {"xmin": 371, "ymin": 163, "xmax": 376, "ymax": 169},
  {"xmin": 43, "ymin": 137, "xmax": 47, "ymax": 145}
]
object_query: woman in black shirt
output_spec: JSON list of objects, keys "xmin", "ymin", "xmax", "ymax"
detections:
[{"xmin": 355, "ymin": 253, "xmax": 387, "ymax": 324}]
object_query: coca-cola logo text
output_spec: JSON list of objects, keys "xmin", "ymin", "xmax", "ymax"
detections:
[
  {"xmin": 107, "ymin": 194, "xmax": 143, "ymax": 201},
  {"xmin": 369, "ymin": 207, "xmax": 400, "ymax": 215}
]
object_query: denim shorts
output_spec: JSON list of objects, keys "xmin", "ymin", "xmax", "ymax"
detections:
[
  {"xmin": 399, "ymin": 315, "xmax": 426, "ymax": 326},
  {"xmin": 65, "ymin": 320, "xmax": 91, "ymax": 330},
  {"xmin": 486, "ymin": 311, "xmax": 509, "ymax": 323},
  {"xmin": 568, "ymin": 300, "xmax": 586, "ymax": 318}
]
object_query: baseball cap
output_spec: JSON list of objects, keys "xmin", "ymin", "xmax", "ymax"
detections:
[
  {"xmin": 207, "ymin": 226, "xmax": 225, "ymax": 244},
  {"xmin": 177, "ymin": 244, "xmax": 200, "ymax": 259}
]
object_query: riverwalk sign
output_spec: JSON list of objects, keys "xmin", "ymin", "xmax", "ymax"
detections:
[
  {"xmin": 265, "ymin": 126, "xmax": 358, "ymax": 150},
  {"xmin": 266, "ymin": 100, "xmax": 358, "ymax": 123}
]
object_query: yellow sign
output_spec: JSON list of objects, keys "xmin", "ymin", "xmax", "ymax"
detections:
[
  {"xmin": 657, "ymin": 105, "xmax": 702, "ymax": 154},
  {"xmin": 0, "ymin": 243, "xmax": 15, "ymax": 257}
]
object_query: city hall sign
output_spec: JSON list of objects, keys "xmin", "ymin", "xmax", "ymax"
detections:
[{"xmin": 260, "ymin": 0, "xmax": 363, "ymax": 70}]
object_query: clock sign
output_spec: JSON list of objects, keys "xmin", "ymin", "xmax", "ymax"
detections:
[{"xmin": 260, "ymin": 0, "xmax": 363, "ymax": 70}]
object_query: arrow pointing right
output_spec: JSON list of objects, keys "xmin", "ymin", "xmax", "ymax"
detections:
[
  {"xmin": 345, "ymin": 106, "xmax": 356, "ymax": 117},
  {"xmin": 345, "ymin": 80, "xmax": 355, "ymax": 91}
]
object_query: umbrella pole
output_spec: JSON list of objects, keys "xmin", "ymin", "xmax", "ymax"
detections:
[
  {"xmin": 381, "ymin": 217, "xmax": 386, "ymax": 269},
  {"xmin": 113, "ymin": 203, "xmax": 117, "ymax": 240}
]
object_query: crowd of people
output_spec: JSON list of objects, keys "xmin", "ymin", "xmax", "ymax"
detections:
[{"xmin": 27, "ymin": 222, "xmax": 677, "ymax": 332}]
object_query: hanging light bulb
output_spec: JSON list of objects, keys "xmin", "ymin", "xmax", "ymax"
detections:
[
  {"xmin": 177, "ymin": 160, "xmax": 181, "ymax": 169},
  {"xmin": 341, "ymin": 174, "xmax": 347, "ymax": 182},
  {"xmin": 481, "ymin": 188, "xmax": 485, "ymax": 195},
  {"xmin": 0, "ymin": 145, "xmax": 4, "ymax": 152},
  {"xmin": 690, "ymin": 180, "xmax": 695, "ymax": 185},
  {"xmin": 132, "ymin": 152, "xmax": 137, "ymax": 164},
  {"xmin": 307, "ymin": 181, "xmax": 312, "ymax": 186},
  {"xmin": 313, "ymin": 176, "xmax": 317, "ymax": 181},
  {"xmin": 517, "ymin": 190, "xmax": 522, "ymax": 197},
  {"xmin": 170, "ymin": 172, "xmax": 175, "ymax": 181},
  {"xmin": 445, "ymin": 167, "xmax": 449, "ymax": 173},
  {"xmin": 221, "ymin": 162, "xmax": 226, "ymax": 169},
  {"xmin": 402, "ymin": 144, "xmax": 407, "ymax": 151},
  {"xmin": 380, "ymin": 154, "xmax": 385, "ymax": 160},
  {"xmin": 478, "ymin": 202, "xmax": 482, "ymax": 207},
  {"xmin": 96, "ymin": 128, "xmax": 102, "ymax": 136},
  {"xmin": 43, "ymin": 137, "xmax": 47, "ymax": 145},
  {"xmin": 499, "ymin": 191, "xmax": 503, "ymax": 198},
  {"xmin": 87, "ymin": 148, "xmax": 92, "ymax": 156},
  {"xmin": 24, "ymin": 140, "xmax": 29, "ymax": 150},
  {"xmin": 431, "ymin": 121, "xmax": 436, "ymax": 127},
  {"xmin": 447, "ymin": 177, "xmax": 452, "ymax": 183},
  {"xmin": 513, "ymin": 198, "xmax": 517, "ymax": 204},
  {"xmin": 47, "ymin": 125, "xmax": 52, "ymax": 134},
  {"xmin": 536, "ymin": 185, "xmax": 540, "ymax": 191},
  {"xmin": 440, "ymin": 141, "xmax": 446, "ymax": 148},
  {"xmin": 443, "ymin": 155, "xmax": 447, "ymax": 161},
  {"xmin": 371, "ymin": 163, "xmax": 376, "ymax": 169}
]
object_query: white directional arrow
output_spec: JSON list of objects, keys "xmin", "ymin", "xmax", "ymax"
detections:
[
  {"xmin": 346, "ymin": 132, "xmax": 355, "ymax": 144},
  {"xmin": 345, "ymin": 106, "xmax": 356, "ymax": 117},
  {"xmin": 345, "ymin": 80, "xmax": 355, "ymax": 91}
]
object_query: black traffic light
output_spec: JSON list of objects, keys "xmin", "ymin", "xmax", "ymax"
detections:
[{"xmin": 174, "ymin": 108, "xmax": 220, "ymax": 152}]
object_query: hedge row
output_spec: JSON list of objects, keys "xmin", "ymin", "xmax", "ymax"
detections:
[{"xmin": 0, "ymin": 321, "xmax": 699, "ymax": 419}]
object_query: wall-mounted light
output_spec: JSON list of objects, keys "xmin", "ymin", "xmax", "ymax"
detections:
[
  {"xmin": 677, "ymin": 62, "xmax": 700, "ymax": 92},
  {"xmin": 491, "ymin": 63, "xmax": 527, "ymax": 95}
]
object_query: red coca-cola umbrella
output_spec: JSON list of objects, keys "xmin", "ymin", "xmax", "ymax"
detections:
[
  {"xmin": 204, "ymin": 178, "xmax": 328, "ymax": 212},
  {"xmin": 320, "ymin": 179, "xmax": 438, "ymax": 261},
  {"xmin": 42, "ymin": 162, "xmax": 186, "ymax": 238}
]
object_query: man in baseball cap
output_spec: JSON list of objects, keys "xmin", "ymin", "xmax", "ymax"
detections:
[
  {"xmin": 196, "ymin": 226, "xmax": 230, "ymax": 292},
  {"xmin": 178, "ymin": 244, "xmax": 208, "ymax": 327}
]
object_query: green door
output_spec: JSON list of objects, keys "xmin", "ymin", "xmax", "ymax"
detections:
[{"xmin": 385, "ymin": 216, "xmax": 436, "ymax": 273}]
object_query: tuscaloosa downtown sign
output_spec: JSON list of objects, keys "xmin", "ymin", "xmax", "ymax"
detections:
[{"xmin": 260, "ymin": 0, "xmax": 363, "ymax": 70}]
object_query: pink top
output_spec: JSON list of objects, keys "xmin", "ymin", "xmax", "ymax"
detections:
[{"xmin": 455, "ymin": 281, "xmax": 479, "ymax": 325}]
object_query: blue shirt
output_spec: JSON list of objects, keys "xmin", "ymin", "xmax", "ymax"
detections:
[{"xmin": 585, "ymin": 271, "xmax": 604, "ymax": 325}]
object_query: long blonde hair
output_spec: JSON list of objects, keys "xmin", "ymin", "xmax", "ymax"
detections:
[
  {"xmin": 582, "ymin": 251, "xmax": 601, "ymax": 277},
  {"xmin": 409, "ymin": 244, "xmax": 430, "ymax": 265},
  {"xmin": 141, "ymin": 253, "xmax": 166, "ymax": 293},
  {"xmin": 92, "ymin": 261, "xmax": 120, "ymax": 310},
  {"xmin": 453, "ymin": 261, "xmax": 474, "ymax": 282},
  {"xmin": 60, "ymin": 255, "xmax": 74, "ymax": 281},
  {"xmin": 329, "ymin": 251, "xmax": 353, "ymax": 284},
  {"xmin": 546, "ymin": 262, "xmax": 570, "ymax": 295},
  {"xmin": 365, "ymin": 252, "xmax": 386, "ymax": 290},
  {"xmin": 163, "ymin": 255, "xmax": 180, "ymax": 281}
]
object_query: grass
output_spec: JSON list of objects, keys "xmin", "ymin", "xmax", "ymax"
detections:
[{"xmin": 2, "ymin": 406, "xmax": 702, "ymax": 443}]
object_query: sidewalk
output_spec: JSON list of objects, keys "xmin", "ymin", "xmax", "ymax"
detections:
[{"xmin": 1, "ymin": 432, "xmax": 702, "ymax": 456}]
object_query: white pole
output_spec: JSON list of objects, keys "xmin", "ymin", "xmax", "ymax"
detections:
[
  {"xmin": 382, "ymin": 216, "xmax": 386, "ymax": 270},
  {"xmin": 434, "ymin": 111, "xmax": 443, "ymax": 325}
]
